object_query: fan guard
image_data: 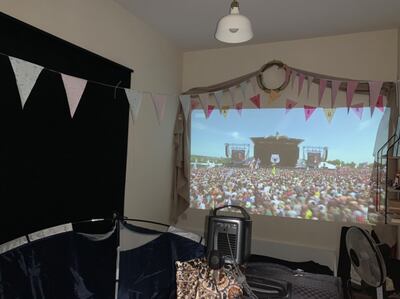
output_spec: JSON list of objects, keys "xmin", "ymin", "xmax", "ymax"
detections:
[{"xmin": 346, "ymin": 226, "xmax": 386, "ymax": 288}]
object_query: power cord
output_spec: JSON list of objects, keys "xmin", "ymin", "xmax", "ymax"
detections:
[{"xmin": 225, "ymin": 231, "xmax": 258, "ymax": 299}]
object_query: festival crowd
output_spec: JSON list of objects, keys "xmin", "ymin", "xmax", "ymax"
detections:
[{"xmin": 190, "ymin": 166, "xmax": 376, "ymax": 223}]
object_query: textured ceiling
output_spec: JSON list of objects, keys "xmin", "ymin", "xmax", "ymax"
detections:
[{"xmin": 115, "ymin": 0, "xmax": 400, "ymax": 50}]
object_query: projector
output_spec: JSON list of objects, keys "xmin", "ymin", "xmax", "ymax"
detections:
[{"xmin": 206, "ymin": 205, "xmax": 252, "ymax": 265}]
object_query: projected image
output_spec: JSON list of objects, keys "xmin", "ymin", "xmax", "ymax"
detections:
[{"xmin": 190, "ymin": 106, "xmax": 389, "ymax": 224}]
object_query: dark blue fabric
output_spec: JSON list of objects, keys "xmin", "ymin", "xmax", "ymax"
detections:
[
  {"xmin": 0, "ymin": 230, "xmax": 117, "ymax": 299},
  {"xmin": 118, "ymin": 233, "xmax": 205, "ymax": 299}
]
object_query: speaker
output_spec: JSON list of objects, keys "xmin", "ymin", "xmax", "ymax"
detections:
[{"xmin": 205, "ymin": 205, "xmax": 252, "ymax": 265}]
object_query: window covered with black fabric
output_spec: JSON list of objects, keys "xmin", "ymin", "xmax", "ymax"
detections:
[{"xmin": 0, "ymin": 13, "xmax": 131, "ymax": 244}]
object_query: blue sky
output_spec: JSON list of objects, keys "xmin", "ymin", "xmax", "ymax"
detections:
[{"xmin": 191, "ymin": 106, "xmax": 389, "ymax": 163}]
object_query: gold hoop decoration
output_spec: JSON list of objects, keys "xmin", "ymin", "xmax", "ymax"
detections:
[{"xmin": 257, "ymin": 60, "xmax": 289, "ymax": 93}]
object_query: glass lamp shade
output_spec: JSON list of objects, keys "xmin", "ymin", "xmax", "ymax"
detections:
[{"xmin": 215, "ymin": 7, "xmax": 253, "ymax": 43}]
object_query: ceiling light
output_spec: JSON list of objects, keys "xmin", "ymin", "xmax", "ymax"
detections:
[{"xmin": 215, "ymin": 0, "xmax": 253, "ymax": 44}]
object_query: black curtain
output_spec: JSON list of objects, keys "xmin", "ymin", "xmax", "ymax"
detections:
[{"xmin": 0, "ymin": 12, "xmax": 132, "ymax": 244}]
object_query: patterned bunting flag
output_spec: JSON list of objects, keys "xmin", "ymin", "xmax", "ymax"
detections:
[
  {"xmin": 285, "ymin": 99, "xmax": 297, "ymax": 114},
  {"xmin": 307, "ymin": 76, "xmax": 314, "ymax": 99},
  {"xmin": 304, "ymin": 105, "xmax": 316, "ymax": 121},
  {"xmin": 191, "ymin": 98, "xmax": 199, "ymax": 110},
  {"xmin": 269, "ymin": 90, "xmax": 280, "ymax": 102},
  {"xmin": 206, "ymin": 105, "xmax": 215, "ymax": 119},
  {"xmin": 351, "ymin": 103, "xmax": 363, "ymax": 120},
  {"xmin": 250, "ymin": 94, "xmax": 261, "ymax": 108},
  {"xmin": 198, "ymin": 93, "xmax": 210, "ymax": 118},
  {"xmin": 213, "ymin": 90, "xmax": 224, "ymax": 112},
  {"xmin": 346, "ymin": 81, "xmax": 358, "ymax": 112},
  {"xmin": 298, "ymin": 73, "xmax": 305, "ymax": 96},
  {"xmin": 250, "ymin": 76, "xmax": 259, "ymax": 95},
  {"xmin": 240, "ymin": 81, "xmax": 248, "ymax": 99},
  {"xmin": 232, "ymin": 86, "xmax": 245, "ymax": 106},
  {"xmin": 61, "ymin": 74, "xmax": 87, "ymax": 118},
  {"xmin": 368, "ymin": 81, "xmax": 383, "ymax": 116},
  {"xmin": 318, "ymin": 79, "xmax": 327, "ymax": 106},
  {"xmin": 10, "ymin": 57, "xmax": 44, "ymax": 108},
  {"xmin": 151, "ymin": 93, "xmax": 167, "ymax": 124},
  {"xmin": 179, "ymin": 94, "xmax": 191, "ymax": 121},
  {"xmin": 221, "ymin": 106, "xmax": 230, "ymax": 118},
  {"xmin": 323, "ymin": 108, "xmax": 336, "ymax": 124},
  {"xmin": 235, "ymin": 102, "xmax": 243, "ymax": 116},
  {"xmin": 125, "ymin": 89, "xmax": 143, "ymax": 121},
  {"xmin": 376, "ymin": 95, "xmax": 384, "ymax": 112},
  {"xmin": 330, "ymin": 80, "xmax": 341, "ymax": 108}
]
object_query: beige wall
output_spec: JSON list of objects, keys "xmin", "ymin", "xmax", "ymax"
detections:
[
  {"xmin": 0, "ymin": 0, "xmax": 182, "ymax": 224},
  {"xmin": 179, "ymin": 29, "xmax": 399, "ymax": 261},
  {"xmin": 398, "ymin": 28, "xmax": 400, "ymax": 79}
]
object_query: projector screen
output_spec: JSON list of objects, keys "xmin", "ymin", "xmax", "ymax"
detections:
[{"xmin": 190, "ymin": 106, "xmax": 390, "ymax": 224}]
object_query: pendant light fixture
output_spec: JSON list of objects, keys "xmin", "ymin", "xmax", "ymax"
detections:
[{"xmin": 215, "ymin": 0, "xmax": 253, "ymax": 44}]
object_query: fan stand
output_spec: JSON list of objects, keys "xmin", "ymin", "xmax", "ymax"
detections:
[{"xmin": 376, "ymin": 286, "xmax": 384, "ymax": 299}]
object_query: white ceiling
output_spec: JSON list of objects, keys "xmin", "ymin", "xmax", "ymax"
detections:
[{"xmin": 115, "ymin": 0, "xmax": 400, "ymax": 50}]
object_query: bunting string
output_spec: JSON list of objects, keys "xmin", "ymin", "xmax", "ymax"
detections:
[{"xmin": 3, "ymin": 52, "xmax": 397, "ymax": 125}]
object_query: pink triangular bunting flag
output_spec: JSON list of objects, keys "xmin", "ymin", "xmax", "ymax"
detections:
[
  {"xmin": 285, "ymin": 99, "xmax": 297, "ymax": 114},
  {"xmin": 351, "ymin": 103, "xmax": 364, "ymax": 120},
  {"xmin": 331, "ymin": 80, "xmax": 341, "ymax": 108},
  {"xmin": 304, "ymin": 105, "xmax": 316, "ymax": 121},
  {"xmin": 206, "ymin": 105, "xmax": 215, "ymax": 119},
  {"xmin": 346, "ymin": 81, "xmax": 358, "ymax": 112},
  {"xmin": 285, "ymin": 67, "xmax": 291, "ymax": 85},
  {"xmin": 318, "ymin": 79, "xmax": 327, "ymax": 106},
  {"xmin": 298, "ymin": 73, "xmax": 305, "ymax": 96},
  {"xmin": 235, "ymin": 102, "xmax": 243, "ymax": 116},
  {"xmin": 376, "ymin": 95, "xmax": 384, "ymax": 112},
  {"xmin": 368, "ymin": 81, "xmax": 383, "ymax": 116},
  {"xmin": 61, "ymin": 74, "xmax": 87, "ymax": 118},
  {"xmin": 250, "ymin": 94, "xmax": 261, "ymax": 108},
  {"xmin": 151, "ymin": 94, "xmax": 167, "ymax": 124}
]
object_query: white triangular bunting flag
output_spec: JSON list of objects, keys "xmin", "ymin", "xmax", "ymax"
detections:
[
  {"xmin": 368, "ymin": 81, "xmax": 383, "ymax": 117},
  {"xmin": 228, "ymin": 86, "xmax": 237, "ymax": 105},
  {"xmin": 198, "ymin": 93, "xmax": 210, "ymax": 118},
  {"xmin": 179, "ymin": 94, "xmax": 191, "ymax": 121},
  {"xmin": 151, "ymin": 93, "xmax": 167, "ymax": 124},
  {"xmin": 61, "ymin": 74, "xmax": 87, "ymax": 118},
  {"xmin": 214, "ymin": 90, "xmax": 224, "ymax": 112},
  {"xmin": 10, "ymin": 57, "xmax": 43, "ymax": 108},
  {"xmin": 307, "ymin": 76, "xmax": 314, "ymax": 99},
  {"xmin": 125, "ymin": 89, "xmax": 143, "ymax": 121}
]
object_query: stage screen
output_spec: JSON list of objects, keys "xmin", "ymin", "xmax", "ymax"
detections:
[{"xmin": 190, "ymin": 106, "xmax": 390, "ymax": 224}]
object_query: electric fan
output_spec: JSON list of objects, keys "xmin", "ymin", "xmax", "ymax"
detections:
[{"xmin": 346, "ymin": 226, "xmax": 387, "ymax": 297}]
